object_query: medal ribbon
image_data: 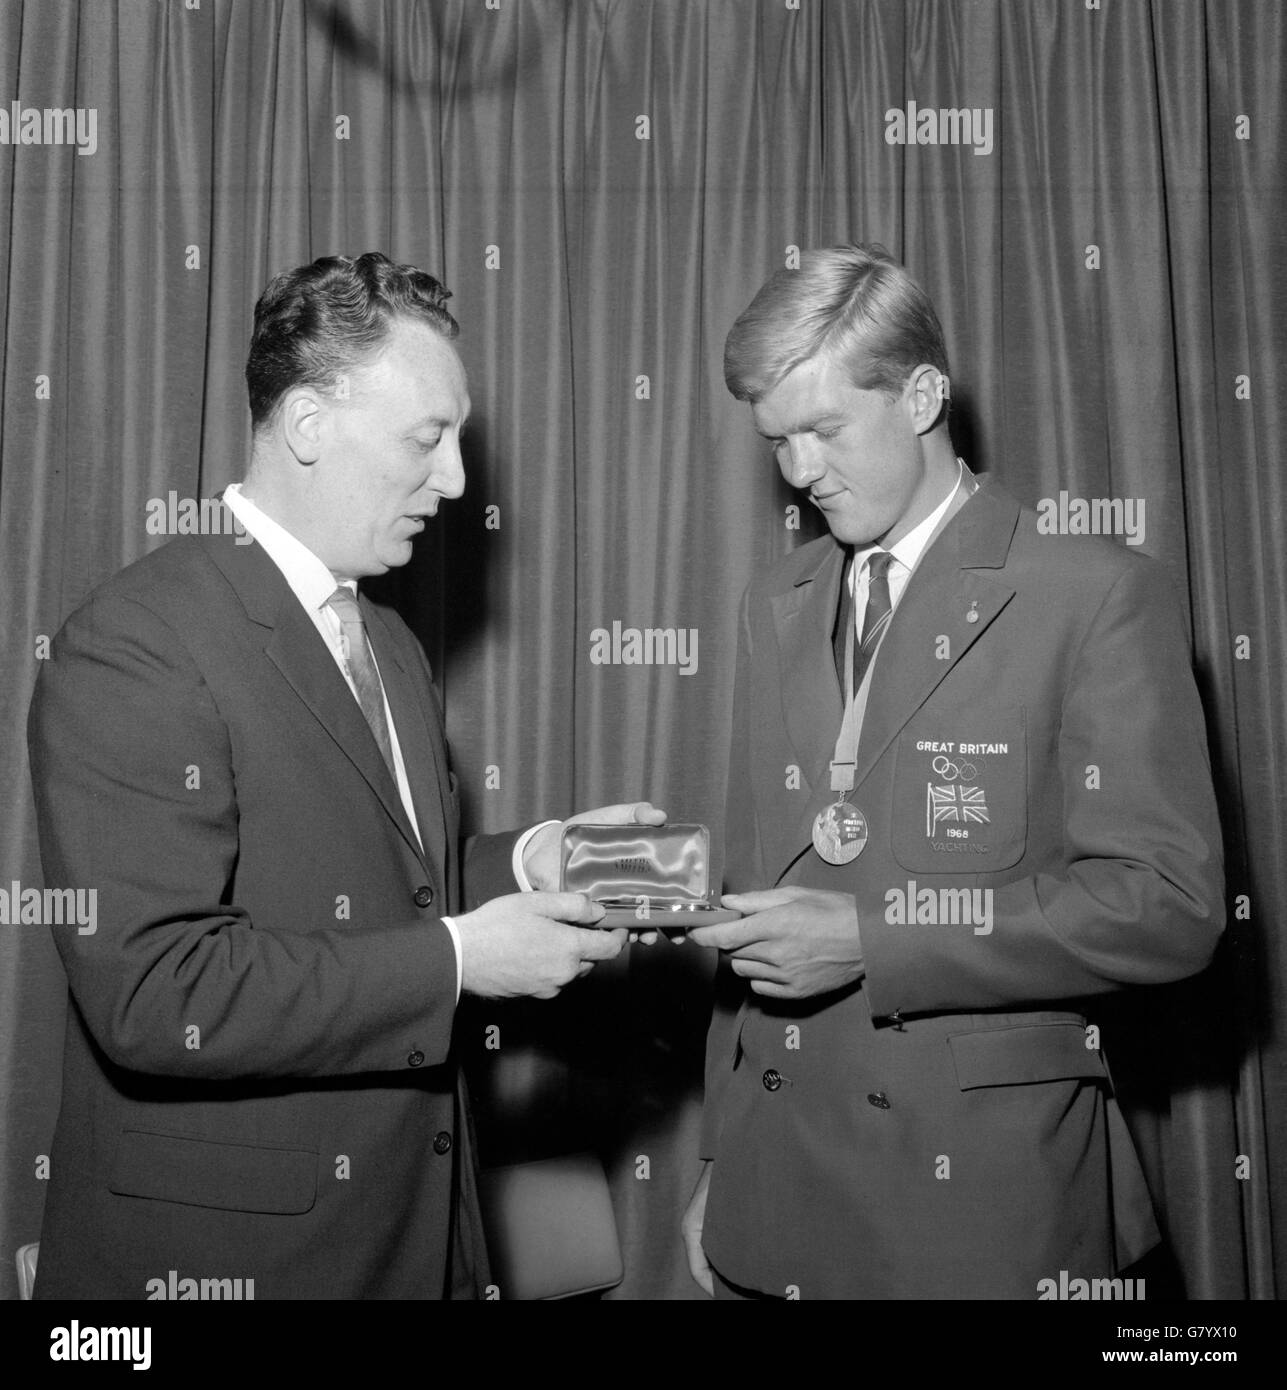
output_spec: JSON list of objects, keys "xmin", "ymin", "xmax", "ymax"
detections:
[{"xmin": 830, "ymin": 555, "xmax": 891, "ymax": 795}]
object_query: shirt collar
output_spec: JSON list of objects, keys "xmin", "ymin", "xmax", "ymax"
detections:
[
  {"xmin": 853, "ymin": 458, "xmax": 965, "ymax": 581},
  {"xmin": 223, "ymin": 483, "xmax": 355, "ymax": 611}
]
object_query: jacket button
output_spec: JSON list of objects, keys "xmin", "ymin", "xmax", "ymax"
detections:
[
  {"xmin": 867, "ymin": 1091, "xmax": 890, "ymax": 1109},
  {"xmin": 413, "ymin": 885, "xmax": 434, "ymax": 908},
  {"xmin": 762, "ymin": 1069, "xmax": 783, "ymax": 1092},
  {"xmin": 407, "ymin": 1050, "xmax": 425, "ymax": 1067},
  {"xmin": 433, "ymin": 1131, "xmax": 453, "ymax": 1155}
]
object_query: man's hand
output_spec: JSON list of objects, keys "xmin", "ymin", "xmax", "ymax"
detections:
[
  {"xmin": 454, "ymin": 892, "xmax": 626, "ymax": 999},
  {"xmin": 685, "ymin": 887, "xmax": 863, "ymax": 1000},
  {"xmin": 523, "ymin": 801, "xmax": 667, "ymax": 944},
  {"xmin": 682, "ymin": 1161, "xmax": 715, "ymax": 1296},
  {"xmin": 522, "ymin": 801, "xmax": 668, "ymax": 891}
]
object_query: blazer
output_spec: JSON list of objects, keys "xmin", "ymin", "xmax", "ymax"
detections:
[
  {"xmin": 27, "ymin": 526, "xmax": 519, "ymax": 1299},
  {"xmin": 700, "ymin": 478, "xmax": 1224, "ymax": 1299}
]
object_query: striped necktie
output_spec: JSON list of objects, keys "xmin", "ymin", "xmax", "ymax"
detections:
[
  {"xmin": 852, "ymin": 550, "xmax": 894, "ymax": 693},
  {"xmin": 326, "ymin": 586, "xmax": 397, "ymax": 779}
]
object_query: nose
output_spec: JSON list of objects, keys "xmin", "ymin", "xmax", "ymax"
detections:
[
  {"xmin": 432, "ymin": 434, "xmax": 466, "ymax": 501},
  {"xmin": 780, "ymin": 435, "xmax": 824, "ymax": 490}
]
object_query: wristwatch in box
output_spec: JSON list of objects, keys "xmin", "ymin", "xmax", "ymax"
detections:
[{"xmin": 559, "ymin": 823, "xmax": 741, "ymax": 929}]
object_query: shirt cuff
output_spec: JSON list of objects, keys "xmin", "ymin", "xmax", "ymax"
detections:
[
  {"xmin": 439, "ymin": 916, "xmax": 462, "ymax": 1004},
  {"xmin": 512, "ymin": 820, "xmax": 562, "ymax": 891}
]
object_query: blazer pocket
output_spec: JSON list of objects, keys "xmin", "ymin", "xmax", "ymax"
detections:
[
  {"xmin": 947, "ymin": 1022, "xmax": 1106, "ymax": 1090},
  {"xmin": 109, "ymin": 1129, "xmax": 318, "ymax": 1214},
  {"xmin": 891, "ymin": 708, "xmax": 1028, "ymax": 872}
]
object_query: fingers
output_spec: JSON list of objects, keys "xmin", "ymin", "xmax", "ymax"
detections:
[
  {"xmin": 567, "ymin": 802, "xmax": 667, "ymax": 826},
  {"xmin": 574, "ymin": 925, "xmax": 627, "ymax": 961},
  {"xmin": 684, "ymin": 925, "xmax": 733, "ymax": 949},
  {"xmin": 526, "ymin": 891, "xmax": 605, "ymax": 925},
  {"xmin": 720, "ymin": 889, "xmax": 797, "ymax": 913},
  {"xmin": 729, "ymin": 955, "xmax": 787, "ymax": 983},
  {"xmin": 686, "ymin": 917, "xmax": 769, "ymax": 951}
]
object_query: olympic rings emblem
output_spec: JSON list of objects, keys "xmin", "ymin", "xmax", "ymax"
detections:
[{"xmin": 932, "ymin": 755, "xmax": 978, "ymax": 781}]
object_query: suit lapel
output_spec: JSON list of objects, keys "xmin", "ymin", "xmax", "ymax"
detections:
[
  {"xmin": 201, "ymin": 531, "xmax": 428, "ymax": 867},
  {"xmin": 773, "ymin": 541, "xmax": 848, "ymax": 797},
  {"xmin": 774, "ymin": 482, "xmax": 1022, "ymax": 876},
  {"xmin": 844, "ymin": 544, "xmax": 1014, "ymax": 792},
  {"xmin": 363, "ymin": 599, "xmax": 453, "ymax": 884}
]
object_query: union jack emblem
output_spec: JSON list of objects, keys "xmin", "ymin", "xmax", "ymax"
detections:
[{"xmin": 926, "ymin": 783, "xmax": 990, "ymax": 837}]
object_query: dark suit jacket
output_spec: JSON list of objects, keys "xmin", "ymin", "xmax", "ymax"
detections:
[
  {"xmin": 27, "ymin": 526, "xmax": 519, "ymax": 1299},
  {"xmin": 700, "ymin": 479, "xmax": 1224, "ymax": 1299}
]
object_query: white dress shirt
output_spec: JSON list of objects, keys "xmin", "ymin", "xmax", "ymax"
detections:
[
  {"xmin": 848, "ymin": 460, "xmax": 966, "ymax": 636},
  {"xmin": 223, "ymin": 484, "xmax": 477, "ymax": 993}
]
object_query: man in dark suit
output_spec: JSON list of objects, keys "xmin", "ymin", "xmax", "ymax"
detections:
[
  {"xmin": 682, "ymin": 244, "xmax": 1224, "ymax": 1299},
  {"xmin": 27, "ymin": 251, "xmax": 655, "ymax": 1299}
]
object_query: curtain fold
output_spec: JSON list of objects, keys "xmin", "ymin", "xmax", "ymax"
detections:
[{"xmin": 0, "ymin": 0, "xmax": 1281, "ymax": 1301}]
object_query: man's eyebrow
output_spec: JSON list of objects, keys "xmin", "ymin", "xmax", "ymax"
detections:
[{"xmin": 406, "ymin": 413, "xmax": 470, "ymax": 433}]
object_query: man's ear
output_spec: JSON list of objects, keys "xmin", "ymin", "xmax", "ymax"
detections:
[
  {"xmin": 905, "ymin": 363, "xmax": 949, "ymax": 436},
  {"xmin": 280, "ymin": 387, "xmax": 324, "ymax": 464}
]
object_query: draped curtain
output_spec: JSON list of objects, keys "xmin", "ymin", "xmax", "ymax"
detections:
[{"xmin": 1, "ymin": 0, "xmax": 1281, "ymax": 1300}]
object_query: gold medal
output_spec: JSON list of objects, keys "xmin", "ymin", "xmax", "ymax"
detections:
[{"xmin": 812, "ymin": 801, "xmax": 868, "ymax": 865}]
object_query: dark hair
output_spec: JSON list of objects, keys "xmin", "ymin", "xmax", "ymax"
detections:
[
  {"xmin": 245, "ymin": 252, "xmax": 459, "ymax": 430},
  {"xmin": 724, "ymin": 243, "xmax": 949, "ymax": 406}
]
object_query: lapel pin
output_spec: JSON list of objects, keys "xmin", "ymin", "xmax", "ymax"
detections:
[{"xmin": 966, "ymin": 600, "xmax": 979, "ymax": 624}]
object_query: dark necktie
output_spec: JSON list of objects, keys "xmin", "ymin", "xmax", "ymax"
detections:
[
  {"xmin": 835, "ymin": 550, "xmax": 895, "ymax": 695},
  {"xmin": 326, "ymin": 586, "xmax": 397, "ymax": 779},
  {"xmin": 854, "ymin": 550, "xmax": 895, "ymax": 691}
]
